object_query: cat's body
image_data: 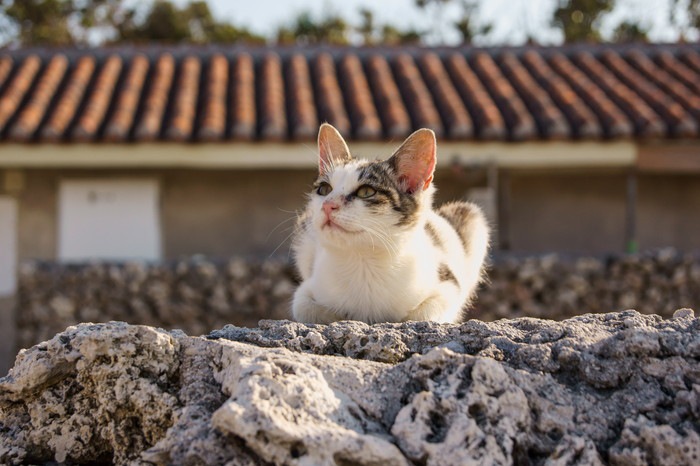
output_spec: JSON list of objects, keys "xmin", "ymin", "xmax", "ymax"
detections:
[{"xmin": 292, "ymin": 124, "xmax": 489, "ymax": 324}]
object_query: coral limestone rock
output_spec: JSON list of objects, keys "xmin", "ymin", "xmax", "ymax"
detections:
[{"xmin": 1, "ymin": 310, "xmax": 699, "ymax": 465}]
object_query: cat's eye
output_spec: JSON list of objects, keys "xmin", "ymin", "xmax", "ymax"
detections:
[
  {"xmin": 356, "ymin": 185, "xmax": 377, "ymax": 199},
  {"xmin": 317, "ymin": 182, "xmax": 332, "ymax": 196}
]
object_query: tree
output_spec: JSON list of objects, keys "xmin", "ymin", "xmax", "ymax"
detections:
[
  {"xmin": 687, "ymin": 0, "xmax": 700, "ymax": 29},
  {"xmin": 0, "ymin": 0, "xmax": 264, "ymax": 46},
  {"xmin": 380, "ymin": 25, "xmax": 422, "ymax": 45},
  {"xmin": 552, "ymin": 0, "xmax": 614, "ymax": 43},
  {"xmin": 612, "ymin": 21, "xmax": 649, "ymax": 42},
  {"xmin": 669, "ymin": 0, "xmax": 700, "ymax": 40},
  {"xmin": 358, "ymin": 8, "xmax": 377, "ymax": 45},
  {"xmin": 276, "ymin": 11, "xmax": 350, "ymax": 45},
  {"xmin": 122, "ymin": 0, "xmax": 190, "ymax": 42},
  {"xmin": 453, "ymin": 0, "xmax": 492, "ymax": 44},
  {"xmin": 1, "ymin": 0, "xmax": 83, "ymax": 46},
  {"xmin": 115, "ymin": 0, "xmax": 264, "ymax": 44}
]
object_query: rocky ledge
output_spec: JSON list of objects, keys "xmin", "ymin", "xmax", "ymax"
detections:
[{"xmin": 1, "ymin": 310, "xmax": 699, "ymax": 465}]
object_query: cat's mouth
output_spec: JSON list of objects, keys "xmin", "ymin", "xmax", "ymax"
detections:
[{"xmin": 322, "ymin": 218, "xmax": 357, "ymax": 234}]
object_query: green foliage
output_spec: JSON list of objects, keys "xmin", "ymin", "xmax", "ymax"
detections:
[
  {"xmin": 110, "ymin": 0, "xmax": 264, "ymax": 44},
  {"xmin": 276, "ymin": 11, "xmax": 350, "ymax": 45},
  {"xmin": 0, "ymin": 0, "xmax": 698, "ymax": 47},
  {"xmin": 670, "ymin": 0, "xmax": 700, "ymax": 39},
  {"xmin": 380, "ymin": 25, "xmax": 423, "ymax": 45},
  {"xmin": 0, "ymin": 0, "xmax": 264, "ymax": 46},
  {"xmin": 612, "ymin": 21, "xmax": 649, "ymax": 42},
  {"xmin": 690, "ymin": 0, "xmax": 700, "ymax": 28},
  {"xmin": 1, "ymin": 0, "xmax": 76, "ymax": 45},
  {"xmin": 552, "ymin": 0, "xmax": 614, "ymax": 43},
  {"xmin": 358, "ymin": 8, "xmax": 377, "ymax": 45}
]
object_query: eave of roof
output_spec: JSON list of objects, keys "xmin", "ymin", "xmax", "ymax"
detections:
[{"xmin": 0, "ymin": 140, "xmax": 636, "ymax": 169}]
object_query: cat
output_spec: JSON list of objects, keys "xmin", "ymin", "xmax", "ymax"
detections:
[{"xmin": 291, "ymin": 123, "xmax": 490, "ymax": 324}]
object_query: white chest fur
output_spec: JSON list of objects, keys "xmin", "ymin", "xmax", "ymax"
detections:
[{"xmin": 308, "ymin": 230, "xmax": 438, "ymax": 323}]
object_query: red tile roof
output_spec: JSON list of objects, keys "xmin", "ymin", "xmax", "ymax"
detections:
[{"xmin": 0, "ymin": 44, "xmax": 699, "ymax": 143}]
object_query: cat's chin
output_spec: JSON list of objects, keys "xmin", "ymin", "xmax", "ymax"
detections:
[
  {"xmin": 315, "ymin": 224, "xmax": 370, "ymax": 247},
  {"xmin": 321, "ymin": 222, "xmax": 358, "ymax": 234}
]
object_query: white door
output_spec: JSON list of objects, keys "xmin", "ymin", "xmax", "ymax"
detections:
[
  {"xmin": 58, "ymin": 179, "xmax": 161, "ymax": 262},
  {"xmin": 0, "ymin": 197, "xmax": 17, "ymax": 296}
]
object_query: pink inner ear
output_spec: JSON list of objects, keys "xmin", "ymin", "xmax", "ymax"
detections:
[
  {"xmin": 392, "ymin": 128, "xmax": 437, "ymax": 193},
  {"xmin": 396, "ymin": 151, "xmax": 436, "ymax": 193}
]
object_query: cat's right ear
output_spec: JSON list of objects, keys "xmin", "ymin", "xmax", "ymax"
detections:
[{"xmin": 318, "ymin": 123, "xmax": 352, "ymax": 175}]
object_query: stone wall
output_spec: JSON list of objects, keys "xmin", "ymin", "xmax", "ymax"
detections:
[
  {"xmin": 2, "ymin": 312, "xmax": 699, "ymax": 465},
  {"xmin": 16, "ymin": 258, "xmax": 297, "ymax": 351},
  {"xmin": 15, "ymin": 249, "xmax": 700, "ymax": 351}
]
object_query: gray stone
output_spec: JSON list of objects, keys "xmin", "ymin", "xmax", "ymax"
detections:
[
  {"xmin": 1, "ymin": 310, "xmax": 698, "ymax": 465},
  {"xmin": 16, "ymin": 251, "xmax": 700, "ymax": 356}
]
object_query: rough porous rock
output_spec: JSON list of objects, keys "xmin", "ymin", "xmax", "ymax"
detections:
[
  {"xmin": 16, "ymin": 250, "xmax": 700, "ymax": 351},
  {"xmin": 1, "ymin": 310, "xmax": 699, "ymax": 465}
]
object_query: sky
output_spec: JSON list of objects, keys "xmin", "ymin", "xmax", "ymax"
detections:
[{"xmin": 182, "ymin": 0, "xmax": 697, "ymax": 45}]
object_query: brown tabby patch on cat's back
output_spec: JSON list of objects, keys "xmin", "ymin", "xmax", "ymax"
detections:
[{"xmin": 438, "ymin": 202, "xmax": 486, "ymax": 253}]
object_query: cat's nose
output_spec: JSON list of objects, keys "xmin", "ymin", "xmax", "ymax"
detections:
[{"xmin": 322, "ymin": 201, "xmax": 340, "ymax": 218}]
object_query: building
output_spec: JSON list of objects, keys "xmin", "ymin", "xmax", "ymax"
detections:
[{"xmin": 1, "ymin": 43, "xmax": 700, "ymax": 334}]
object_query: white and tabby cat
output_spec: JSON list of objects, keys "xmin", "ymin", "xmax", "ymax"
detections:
[{"xmin": 291, "ymin": 123, "xmax": 490, "ymax": 324}]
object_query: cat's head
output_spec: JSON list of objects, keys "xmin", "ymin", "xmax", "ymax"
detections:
[{"xmin": 306, "ymin": 123, "xmax": 437, "ymax": 251}]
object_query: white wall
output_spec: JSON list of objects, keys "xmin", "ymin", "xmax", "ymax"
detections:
[
  {"xmin": 0, "ymin": 196, "xmax": 17, "ymax": 295},
  {"xmin": 58, "ymin": 179, "xmax": 161, "ymax": 261}
]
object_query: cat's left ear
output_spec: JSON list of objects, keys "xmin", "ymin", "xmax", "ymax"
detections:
[
  {"xmin": 389, "ymin": 128, "xmax": 436, "ymax": 194},
  {"xmin": 318, "ymin": 123, "xmax": 352, "ymax": 175}
]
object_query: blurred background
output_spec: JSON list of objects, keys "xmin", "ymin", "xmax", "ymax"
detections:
[{"xmin": 1, "ymin": 0, "xmax": 700, "ymax": 373}]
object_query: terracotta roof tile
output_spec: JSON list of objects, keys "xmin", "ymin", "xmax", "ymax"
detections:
[
  {"xmin": 72, "ymin": 55, "xmax": 122, "ymax": 142},
  {"xmin": 627, "ymin": 50, "xmax": 700, "ymax": 123},
  {"xmin": 0, "ymin": 57, "xmax": 13, "ymax": 89},
  {"xmin": 287, "ymin": 53, "xmax": 318, "ymax": 140},
  {"xmin": 444, "ymin": 53, "xmax": 506, "ymax": 139},
  {"xmin": 573, "ymin": 51, "xmax": 665, "ymax": 137},
  {"xmin": 165, "ymin": 55, "xmax": 200, "ymax": 141},
  {"xmin": 229, "ymin": 53, "xmax": 256, "ymax": 140},
  {"xmin": 198, "ymin": 54, "xmax": 227, "ymax": 141},
  {"xmin": 0, "ymin": 44, "xmax": 699, "ymax": 144},
  {"xmin": 41, "ymin": 55, "xmax": 95, "ymax": 141},
  {"xmin": 338, "ymin": 54, "xmax": 382, "ymax": 139},
  {"xmin": 393, "ymin": 53, "xmax": 444, "ymax": 137},
  {"xmin": 680, "ymin": 49, "xmax": 700, "ymax": 75},
  {"xmin": 366, "ymin": 54, "xmax": 412, "ymax": 138},
  {"xmin": 134, "ymin": 53, "xmax": 174, "ymax": 141},
  {"xmin": 258, "ymin": 52, "xmax": 286, "ymax": 140},
  {"xmin": 657, "ymin": 51, "xmax": 700, "ymax": 95},
  {"xmin": 0, "ymin": 55, "xmax": 41, "ymax": 133},
  {"xmin": 548, "ymin": 53, "xmax": 632, "ymax": 138},
  {"xmin": 471, "ymin": 52, "xmax": 537, "ymax": 140},
  {"xmin": 521, "ymin": 51, "xmax": 601, "ymax": 139},
  {"xmin": 417, "ymin": 53, "xmax": 473, "ymax": 139},
  {"xmin": 8, "ymin": 55, "xmax": 68, "ymax": 141},
  {"xmin": 601, "ymin": 50, "xmax": 696, "ymax": 137},
  {"xmin": 104, "ymin": 54, "xmax": 149, "ymax": 141},
  {"xmin": 500, "ymin": 52, "xmax": 570, "ymax": 139},
  {"xmin": 312, "ymin": 53, "xmax": 351, "ymax": 136}
]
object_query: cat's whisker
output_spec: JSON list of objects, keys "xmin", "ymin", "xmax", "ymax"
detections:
[
  {"xmin": 276, "ymin": 207, "xmax": 301, "ymax": 215},
  {"xmin": 266, "ymin": 215, "xmax": 299, "ymax": 241},
  {"xmin": 360, "ymin": 218, "xmax": 399, "ymax": 256},
  {"xmin": 268, "ymin": 225, "xmax": 301, "ymax": 259},
  {"xmin": 363, "ymin": 225, "xmax": 398, "ymax": 257}
]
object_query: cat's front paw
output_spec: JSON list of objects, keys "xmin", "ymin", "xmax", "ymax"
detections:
[{"xmin": 292, "ymin": 286, "xmax": 340, "ymax": 324}]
